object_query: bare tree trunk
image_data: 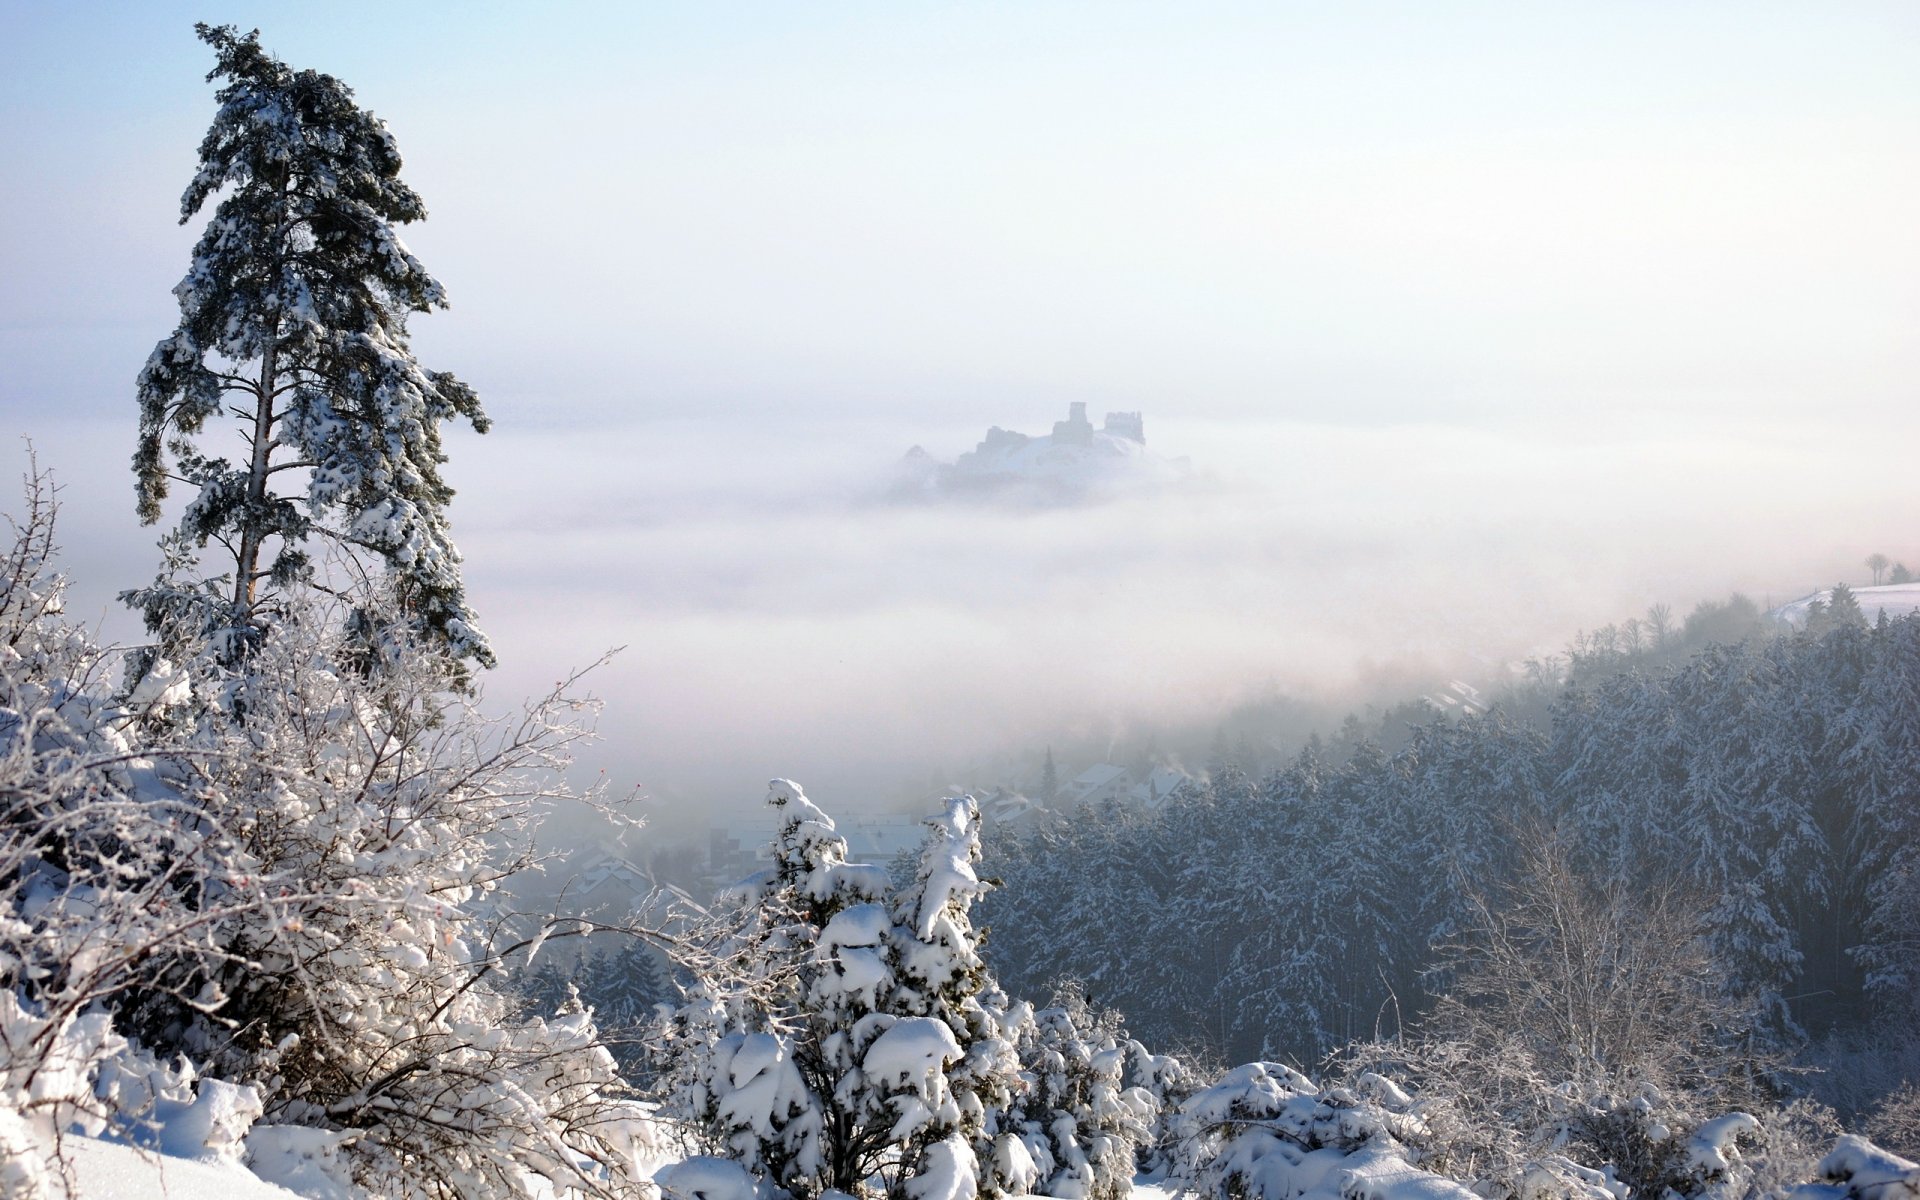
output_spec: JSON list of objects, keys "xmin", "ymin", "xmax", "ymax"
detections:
[{"xmin": 231, "ymin": 338, "xmax": 278, "ymax": 617}]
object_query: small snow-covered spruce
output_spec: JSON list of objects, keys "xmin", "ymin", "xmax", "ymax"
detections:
[
  {"xmin": 656, "ymin": 783, "xmax": 1020, "ymax": 1200},
  {"xmin": 887, "ymin": 795, "xmax": 1025, "ymax": 1200},
  {"xmin": 998, "ymin": 982, "xmax": 1176, "ymax": 1200},
  {"xmin": 130, "ymin": 24, "xmax": 491, "ymax": 668},
  {"xmin": 658, "ymin": 781, "xmax": 892, "ymax": 1196}
]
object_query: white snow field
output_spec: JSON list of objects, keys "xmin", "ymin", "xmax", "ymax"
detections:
[
  {"xmin": 48, "ymin": 1135, "xmax": 304, "ymax": 1199},
  {"xmin": 1772, "ymin": 582, "xmax": 1920, "ymax": 627}
]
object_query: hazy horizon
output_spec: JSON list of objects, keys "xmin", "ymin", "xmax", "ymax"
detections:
[{"xmin": 4, "ymin": 3, "xmax": 1916, "ymax": 827}]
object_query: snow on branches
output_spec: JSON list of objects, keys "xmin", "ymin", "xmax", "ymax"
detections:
[
  {"xmin": 655, "ymin": 784, "xmax": 1021, "ymax": 1200},
  {"xmin": 0, "ymin": 471, "xmax": 654, "ymax": 1198},
  {"xmin": 131, "ymin": 24, "xmax": 491, "ymax": 666}
]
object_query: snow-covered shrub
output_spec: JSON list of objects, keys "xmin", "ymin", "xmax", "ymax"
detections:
[
  {"xmin": 1678, "ymin": 1102, "xmax": 1846, "ymax": 1200},
  {"xmin": 114, "ymin": 583, "xmax": 654, "ymax": 1197},
  {"xmin": 1172, "ymin": 1057, "xmax": 1844, "ymax": 1200},
  {"xmin": 525, "ymin": 939, "xmax": 682, "ymax": 1080},
  {"xmin": 1797, "ymin": 1136, "xmax": 1920, "ymax": 1200},
  {"xmin": 0, "ymin": 470, "xmax": 288, "ymax": 1196},
  {"xmin": 1170, "ymin": 1060, "xmax": 1477, "ymax": 1200},
  {"xmin": 1866, "ymin": 1087, "xmax": 1920, "ymax": 1161},
  {"xmin": 0, "ymin": 471, "xmax": 657, "ymax": 1196},
  {"xmin": 999, "ymin": 981, "xmax": 1179, "ymax": 1199},
  {"xmin": 1121, "ymin": 1014, "xmax": 1197, "ymax": 1177},
  {"xmin": 657, "ymin": 1154, "xmax": 772, "ymax": 1200},
  {"xmin": 655, "ymin": 783, "xmax": 1020, "ymax": 1200}
]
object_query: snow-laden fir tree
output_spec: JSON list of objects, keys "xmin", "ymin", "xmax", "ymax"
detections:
[
  {"xmin": 131, "ymin": 24, "xmax": 491, "ymax": 666},
  {"xmin": 997, "ymin": 982, "xmax": 1183, "ymax": 1200},
  {"xmin": 658, "ymin": 782, "xmax": 1021, "ymax": 1200},
  {"xmin": 1834, "ymin": 616, "xmax": 1920, "ymax": 1020}
]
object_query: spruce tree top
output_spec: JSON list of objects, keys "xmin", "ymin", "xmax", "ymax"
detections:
[{"xmin": 134, "ymin": 24, "xmax": 492, "ymax": 666}]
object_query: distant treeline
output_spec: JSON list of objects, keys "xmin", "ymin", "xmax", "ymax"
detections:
[{"xmin": 979, "ymin": 601, "xmax": 1918, "ymax": 1067}]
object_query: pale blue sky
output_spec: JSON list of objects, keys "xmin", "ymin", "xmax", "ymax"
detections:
[
  {"xmin": 2, "ymin": 3, "xmax": 1916, "ymax": 809},
  {"xmin": 6, "ymin": 2, "xmax": 1916, "ymax": 426}
]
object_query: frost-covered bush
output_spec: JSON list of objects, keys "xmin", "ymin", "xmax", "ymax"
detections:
[
  {"xmin": 0, "ymin": 470, "xmax": 291, "ymax": 1196},
  {"xmin": 655, "ymin": 783, "xmax": 1020, "ymax": 1200},
  {"xmin": 0, "ymin": 470, "xmax": 658, "ymax": 1197},
  {"xmin": 1172, "ymin": 1053, "xmax": 1866, "ymax": 1200},
  {"xmin": 1125, "ymin": 1029, "xmax": 1199, "ymax": 1178},
  {"xmin": 1314, "ymin": 833, "xmax": 1810, "ymax": 1200},
  {"xmin": 1328, "ymin": 1036, "xmax": 1852, "ymax": 1200},
  {"xmin": 117, "ymin": 586, "xmax": 655, "ymax": 1197},
  {"xmin": 1866, "ymin": 1087, "xmax": 1920, "ymax": 1161},
  {"xmin": 1311, "ymin": 834, "xmax": 1860, "ymax": 1200}
]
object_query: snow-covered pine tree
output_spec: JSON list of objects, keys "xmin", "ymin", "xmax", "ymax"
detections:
[
  {"xmin": 1663, "ymin": 642, "xmax": 1823, "ymax": 1046},
  {"xmin": 1407, "ymin": 715, "xmax": 1547, "ymax": 955},
  {"xmin": 525, "ymin": 941, "xmax": 681, "ymax": 1079},
  {"xmin": 1215, "ymin": 761, "xmax": 1348, "ymax": 1060},
  {"xmin": 1836, "ymin": 617, "xmax": 1920, "ymax": 1020},
  {"xmin": 660, "ymin": 783, "xmax": 1022, "ymax": 1200},
  {"xmin": 1549, "ymin": 673, "xmax": 1676, "ymax": 890},
  {"xmin": 886, "ymin": 794, "xmax": 1024, "ymax": 1200},
  {"xmin": 1044, "ymin": 801, "xmax": 1172, "ymax": 1047},
  {"xmin": 1000, "ymin": 982, "xmax": 1169, "ymax": 1200},
  {"xmin": 131, "ymin": 24, "xmax": 491, "ymax": 666},
  {"xmin": 1167, "ymin": 764, "xmax": 1258, "ymax": 1053}
]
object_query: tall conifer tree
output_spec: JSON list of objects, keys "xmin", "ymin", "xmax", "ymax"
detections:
[{"xmin": 132, "ymin": 24, "xmax": 492, "ymax": 665}]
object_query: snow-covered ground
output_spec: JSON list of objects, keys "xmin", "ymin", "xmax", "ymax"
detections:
[
  {"xmin": 1771, "ymin": 582, "xmax": 1920, "ymax": 627},
  {"xmin": 47, "ymin": 1136, "xmax": 304, "ymax": 1199}
]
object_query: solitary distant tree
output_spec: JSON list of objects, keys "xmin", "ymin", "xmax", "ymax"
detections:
[
  {"xmin": 1868, "ymin": 554, "xmax": 1891, "ymax": 586},
  {"xmin": 1041, "ymin": 745, "xmax": 1059, "ymax": 804},
  {"xmin": 1830, "ymin": 582, "xmax": 1868, "ymax": 629},
  {"xmin": 131, "ymin": 24, "xmax": 492, "ymax": 665},
  {"xmin": 1895, "ymin": 563, "xmax": 1915, "ymax": 586},
  {"xmin": 1647, "ymin": 601, "xmax": 1676, "ymax": 650}
]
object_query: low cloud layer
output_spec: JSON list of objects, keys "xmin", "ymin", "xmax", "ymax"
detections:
[
  {"xmin": 434, "ymin": 408, "xmax": 1920, "ymax": 820},
  {"xmin": 21, "ymin": 397, "xmax": 1920, "ymax": 829}
]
